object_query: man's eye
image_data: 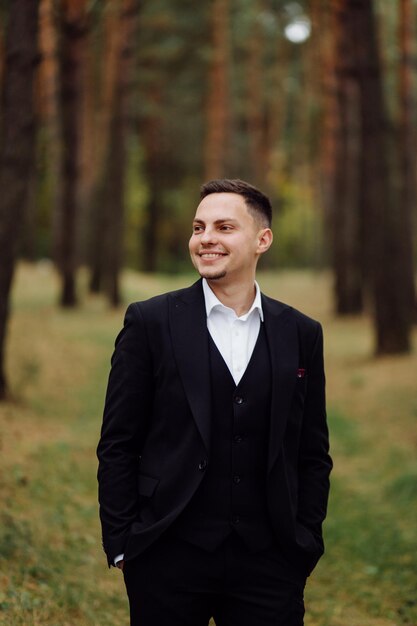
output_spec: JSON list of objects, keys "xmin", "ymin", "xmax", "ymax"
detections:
[{"xmin": 220, "ymin": 225, "xmax": 232, "ymax": 231}]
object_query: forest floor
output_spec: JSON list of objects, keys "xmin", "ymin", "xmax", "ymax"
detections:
[{"xmin": 0, "ymin": 263, "xmax": 416, "ymax": 626}]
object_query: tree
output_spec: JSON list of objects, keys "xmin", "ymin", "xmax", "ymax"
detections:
[
  {"xmin": 204, "ymin": 0, "xmax": 231, "ymax": 179},
  {"xmin": 355, "ymin": 0, "xmax": 412, "ymax": 353},
  {"xmin": 397, "ymin": 0, "xmax": 416, "ymax": 320},
  {"xmin": 0, "ymin": 0, "xmax": 40, "ymax": 399},
  {"xmin": 314, "ymin": 0, "xmax": 338, "ymax": 267},
  {"xmin": 101, "ymin": 0, "xmax": 140, "ymax": 306},
  {"xmin": 33, "ymin": 0, "xmax": 62, "ymax": 262},
  {"xmin": 137, "ymin": 3, "xmax": 168, "ymax": 274},
  {"xmin": 88, "ymin": 0, "xmax": 127, "ymax": 294},
  {"xmin": 56, "ymin": 0, "xmax": 90, "ymax": 307},
  {"xmin": 244, "ymin": 0, "xmax": 268, "ymax": 188},
  {"xmin": 331, "ymin": 0, "xmax": 364, "ymax": 314}
]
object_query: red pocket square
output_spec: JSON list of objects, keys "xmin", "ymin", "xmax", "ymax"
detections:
[{"xmin": 297, "ymin": 368, "xmax": 306, "ymax": 378}]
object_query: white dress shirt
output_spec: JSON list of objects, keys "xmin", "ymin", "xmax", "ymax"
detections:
[
  {"xmin": 114, "ymin": 279, "xmax": 263, "ymax": 566},
  {"xmin": 202, "ymin": 278, "xmax": 263, "ymax": 385}
]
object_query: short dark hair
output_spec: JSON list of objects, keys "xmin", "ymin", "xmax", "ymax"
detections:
[{"xmin": 200, "ymin": 179, "xmax": 272, "ymax": 228}]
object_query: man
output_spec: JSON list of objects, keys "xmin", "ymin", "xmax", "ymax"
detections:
[{"xmin": 97, "ymin": 179, "xmax": 332, "ymax": 626}]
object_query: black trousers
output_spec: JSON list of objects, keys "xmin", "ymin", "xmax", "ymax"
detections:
[{"xmin": 123, "ymin": 533, "xmax": 306, "ymax": 626}]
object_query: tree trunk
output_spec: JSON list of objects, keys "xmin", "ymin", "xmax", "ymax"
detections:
[
  {"xmin": 331, "ymin": 0, "xmax": 364, "ymax": 314},
  {"xmin": 355, "ymin": 0, "xmax": 411, "ymax": 353},
  {"xmin": 0, "ymin": 0, "xmax": 40, "ymax": 399},
  {"xmin": 141, "ymin": 81, "xmax": 166, "ymax": 274},
  {"xmin": 398, "ymin": 0, "xmax": 416, "ymax": 320},
  {"xmin": 77, "ymin": 9, "xmax": 97, "ymax": 266},
  {"xmin": 57, "ymin": 0, "xmax": 89, "ymax": 307},
  {"xmin": 204, "ymin": 0, "xmax": 231, "ymax": 180},
  {"xmin": 317, "ymin": 0, "xmax": 337, "ymax": 234},
  {"xmin": 263, "ymin": 18, "xmax": 289, "ymax": 196},
  {"xmin": 0, "ymin": 20, "xmax": 4, "ymax": 91},
  {"xmin": 101, "ymin": 90, "xmax": 125, "ymax": 306},
  {"xmin": 245, "ymin": 1, "xmax": 267, "ymax": 188},
  {"xmin": 102, "ymin": 0, "xmax": 139, "ymax": 306},
  {"xmin": 136, "ymin": 14, "xmax": 174, "ymax": 275},
  {"xmin": 88, "ymin": 0, "xmax": 121, "ymax": 293},
  {"xmin": 38, "ymin": 0, "xmax": 63, "ymax": 265}
]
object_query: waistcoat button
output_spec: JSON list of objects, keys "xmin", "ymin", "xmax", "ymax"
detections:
[
  {"xmin": 234, "ymin": 396, "xmax": 244, "ymax": 405},
  {"xmin": 198, "ymin": 460, "xmax": 207, "ymax": 471},
  {"xmin": 233, "ymin": 475, "xmax": 241, "ymax": 484}
]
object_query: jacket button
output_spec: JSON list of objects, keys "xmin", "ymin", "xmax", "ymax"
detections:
[
  {"xmin": 234, "ymin": 396, "xmax": 244, "ymax": 405},
  {"xmin": 234, "ymin": 435, "xmax": 243, "ymax": 443},
  {"xmin": 198, "ymin": 460, "xmax": 207, "ymax": 471},
  {"xmin": 232, "ymin": 516, "xmax": 240, "ymax": 525},
  {"xmin": 233, "ymin": 475, "xmax": 241, "ymax": 484}
]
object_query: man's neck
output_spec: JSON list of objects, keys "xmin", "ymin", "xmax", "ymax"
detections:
[{"xmin": 206, "ymin": 278, "xmax": 257, "ymax": 317}]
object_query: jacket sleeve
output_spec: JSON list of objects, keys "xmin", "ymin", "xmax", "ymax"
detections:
[
  {"xmin": 297, "ymin": 322, "xmax": 332, "ymax": 544},
  {"xmin": 97, "ymin": 303, "xmax": 153, "ymax": 566}
]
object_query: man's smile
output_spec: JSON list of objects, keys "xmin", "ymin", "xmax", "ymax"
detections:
[{"xmin": 199, "ymin": 252, "xmax": 227, "ymax": 258}]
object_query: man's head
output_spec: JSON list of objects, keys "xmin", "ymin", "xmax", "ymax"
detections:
[
  {"xmin": 189, "ymin": 179, "xmax": 273, "ymax": 284},
  {"xmin": 200, "ymin": 179, "xmax": 272, "ymax": 229}
]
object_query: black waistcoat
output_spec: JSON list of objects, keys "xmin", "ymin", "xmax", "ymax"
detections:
[{"xmin": 172, "ymin": 323, "xmax": 275, "ymax": 552}]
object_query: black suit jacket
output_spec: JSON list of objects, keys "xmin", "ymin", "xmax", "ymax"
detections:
[{"xmin": 97, "ymin": 280, "xmax": 332, "ymax": 575}]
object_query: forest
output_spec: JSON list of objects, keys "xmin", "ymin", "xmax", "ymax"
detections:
[
  {"xmin": 0, "ymin": 1, "xmax": 416, "ymax": 624},
  {"xmin": 0, "ymin": 0, "xmax": 416, "ymax": 396}
]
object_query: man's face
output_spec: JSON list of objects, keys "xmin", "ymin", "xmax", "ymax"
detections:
[{"xmin": 189, "ymin": 192, "xmax": 272, "ymax": 284}]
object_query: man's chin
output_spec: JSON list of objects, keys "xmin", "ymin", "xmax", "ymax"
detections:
[{"xmin": 199, "ymin": 270, "xmax": 227, "ymax": 281}]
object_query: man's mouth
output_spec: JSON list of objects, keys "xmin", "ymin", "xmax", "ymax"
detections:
[{"xmin": 199, "ymin": 252, "xmax": 226, "ymax": 258}]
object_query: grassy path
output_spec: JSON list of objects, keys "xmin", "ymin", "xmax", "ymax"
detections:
[{"xmin": 0, "ymin": 264, "xmax": 416, "ymax": 625}]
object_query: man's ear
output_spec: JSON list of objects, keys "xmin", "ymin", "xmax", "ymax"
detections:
[{"xmin": 257, "ymin": 228, "xmax": 273, "ymax": 255}]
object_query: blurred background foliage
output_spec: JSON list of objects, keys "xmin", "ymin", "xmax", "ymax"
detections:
[{"xmin": 1, "ymin": 0, "xmax": 417, "ymax": 398}]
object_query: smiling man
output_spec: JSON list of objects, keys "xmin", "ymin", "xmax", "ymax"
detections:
[{"xmin": 97, "ymin": 179, "xmax": 332, "ymax": 626}]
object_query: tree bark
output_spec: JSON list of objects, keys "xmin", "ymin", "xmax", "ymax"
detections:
[
  {"xmin": 141, "ymin": 86, "xmax": 165, "ymax": 273},
  {"xmin": 57, "ymin": 0, "xmax": 89, "ymax": 307},
  {"xmin": 355, "ymin": 0, "xmax": 411, "ymax": 353},
  {"xmin": 38, "ymin": 0, "xmax": 63, "ymax": 265},
  {"xmin": 102, "ymin": 0, "xmax": 140, "ymax": 306},
  {"xmin": 263, "ymin": 15, "xmax": 289, "ymax": 195},
  {"xmin": 398, "ymin": 0, "xmax": 416, "ymax": 320},
  {"xmin": 88, "ymin": 0, "xmax": 123, "ymax": 293},
  {"xmin": 317, "ymin": 0, "xmax": 337, "ymax": 228},
  {"xmin": 0, "ymin": 0, "xmax": 40, "ymax": 399},
  {"xmin": 331, "ymin": 0, "xmax": 364, "ymax": 314},
  {"xmin": 245, "ymin": 1, "xmax": 267, "ymax": 188},
  {"xmin": 204, "ymin": 0, "xmax": 231, "ymax": 180}
]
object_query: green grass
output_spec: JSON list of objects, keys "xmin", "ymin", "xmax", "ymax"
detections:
[{"xmin": 1, "ymin": 263, "xmax": 416, "ymax": 625}]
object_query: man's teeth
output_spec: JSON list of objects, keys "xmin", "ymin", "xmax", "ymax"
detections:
[{"xmin": 201, "ymin": 253, "xmax": 223, "ymax": 258}]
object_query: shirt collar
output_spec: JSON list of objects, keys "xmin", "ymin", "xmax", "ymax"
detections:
[{"xmin": 202, "ymin": 278, "xmax": 264, "ymax": 322}]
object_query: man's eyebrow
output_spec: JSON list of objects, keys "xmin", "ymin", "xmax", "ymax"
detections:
[{"xmin": 192, "ymin": 218, "xmax": 239, "ymax": 224}]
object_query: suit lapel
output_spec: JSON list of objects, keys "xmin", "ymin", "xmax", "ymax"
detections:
[
  {"xmin": 169, "ymin": 280, "xmax": 211, "ymax": 452},
  {"xmin": 262, "ymin": 295, "xmax": 298, "ymax": 473},
  {"xmin": 168, "ymin": 283, "xmax": 298, "ymax": 464}
]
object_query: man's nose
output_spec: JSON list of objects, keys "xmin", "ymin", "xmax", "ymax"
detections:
[{"xmin": 201, "ymin": 227, "xmax": 217, "ymax": 244}]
